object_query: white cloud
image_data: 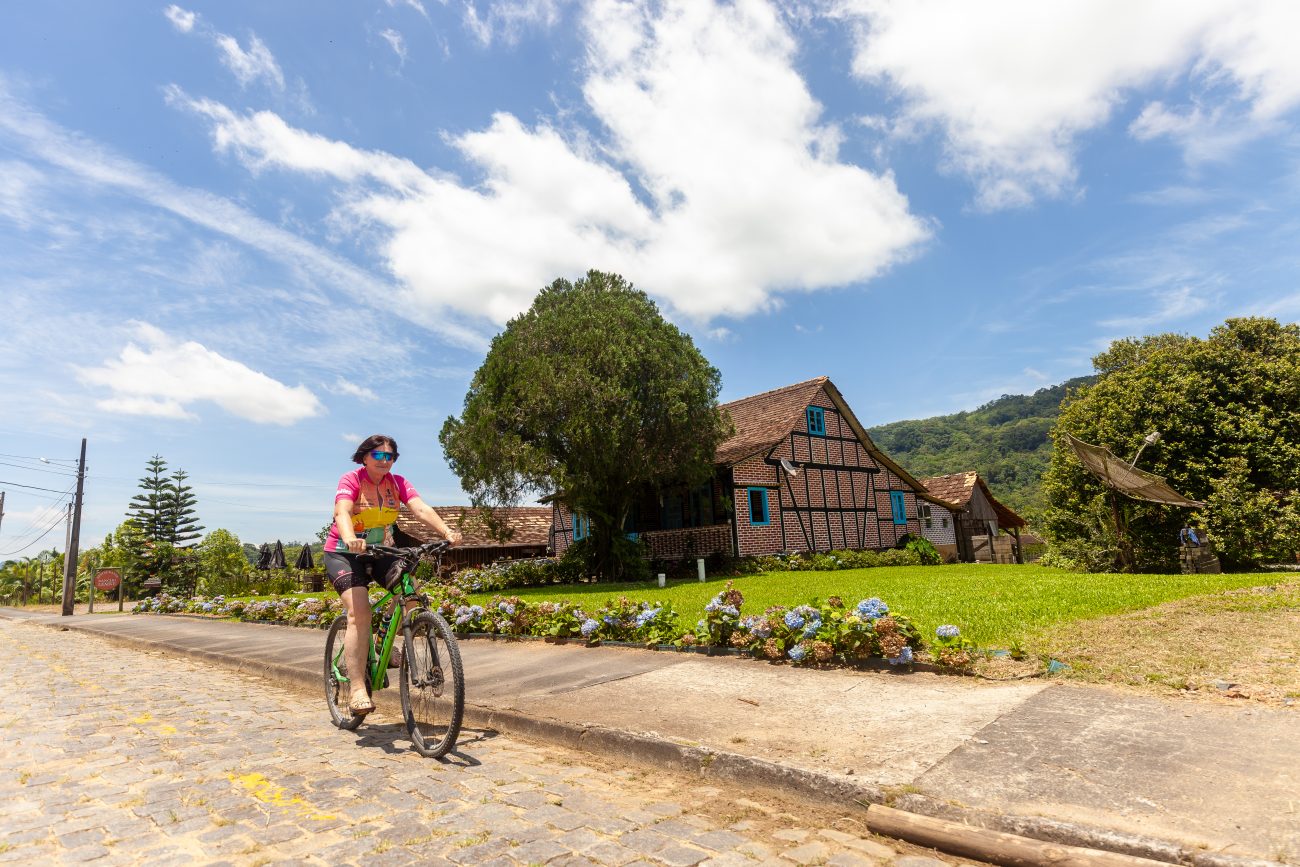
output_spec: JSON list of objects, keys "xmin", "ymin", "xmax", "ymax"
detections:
[
  {"xmin": 462, "ymin": 0, "xmax": 565, "ymax": 47},
  {"xmin": 0, "ymin": 160, "xmax": 44, "ymax": 228},
  {"xmin": 385, "ymin": 0, "xmax": 430, "ymax": 20},
  {"xmin": 1098, "ymin": 285, "xmax": 1215, "ymax": 331},
  {"xmin": 832, "ymin": 0, "xmax": 1300, "ymax": 209},
  {"xmin": 174, "ymin": 0, "xmax": 929, "ymax": 325},
  {"xmin": 0, "ymin": 83, "xmax": 487, "ymax": 350},
  {"xmin": 163, "ymin": 4, "xmax": 196, "ymax": 33},
  {"xmin": 380, "ymin": 28, "xmax": 407, "ymax": 62},
  {"xmin": 216, "ymin": 33, "xmax": 286, "ymax": 91},
  {"xmin": 76, "ymin": 323, "xmax": 324, "ymax": 425},
  {"xmin": 332, "ymin": 378, "xmax": 378, "ymax": 402},
  {"xmin": 162, "ymin": 8, "xmax": 291, "ymax": 95}
]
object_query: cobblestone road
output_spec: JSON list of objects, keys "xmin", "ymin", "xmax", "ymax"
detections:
[{"xmin": 0, "ymin": 619, "xmax": 971, "ymax": 867}]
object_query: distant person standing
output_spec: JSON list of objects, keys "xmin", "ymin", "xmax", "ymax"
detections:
[{"xmin": 322, "ymin": 435, "xmax": 461, "ymax": 715}]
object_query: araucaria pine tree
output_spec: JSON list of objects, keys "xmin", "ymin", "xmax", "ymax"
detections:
[
  {"xmin": 127, "ymin": 457, "xmax": 204, "ymax": 546},
  {"xmin": 163, "ymin": 469, "xmax": 204, "ymax": 547},
  {"xmin": 128, "ymin": 456, "xmax": 171, "ymax": 542}
]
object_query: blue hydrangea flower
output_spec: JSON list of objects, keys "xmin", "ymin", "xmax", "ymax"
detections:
[
  {"xmin": 580, "ymin": 618, "xmax": 599, "ymax": 637},
  {"xmin": 498, "ymin": 602, "xmax": 516, "ymax": 616},
  {"xmin": 936, "ymin": 624, "xmax": 960, "ymax": 639},
  {"xmin": 802, "ymin": 624, "xmax": 819, "ymax": 638},
  {"xmin": 721, "ymin": 605, "xmax": 739, "ymax": 618},
  {"xmin": 784, "ymin": 611, "xmax": 805, "ymax": 630},
  {"xmin": 888, "ymin": 646, "xmax": 914, "ymax": 665},
  {"xmin": 787, "ymin": 645, "xmax": 807, "ymax": 662},
  {"xmin": 856, "ymin": 597, "xmax": 889, "ymax": 619}
]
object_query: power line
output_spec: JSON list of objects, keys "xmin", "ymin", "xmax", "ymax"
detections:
[
  {"xmin": 0, "ymin": 479, "xmax": 74, "ymax": 494},
  {"xmin": 0, "ymin": 482, "xmax": 77, "ymax": 545},
  {"xmin": 0, "ymin": 507, "xmax": 70, "ymax": 556},
  {"xmin": 0, "ymin": 452, "xmax": 78, "ymax": 464},
  {"xmin": 0, "ymin": 459, "xmax": 80, "ymax": 477}
]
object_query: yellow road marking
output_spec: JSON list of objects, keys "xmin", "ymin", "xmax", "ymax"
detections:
[{"xmin": 228, "ymin": 772, "xmax": 337, "ymax": 821}]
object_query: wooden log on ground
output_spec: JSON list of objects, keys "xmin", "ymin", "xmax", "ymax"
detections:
[{"xmin": 864, "ymin": 804, "xmax": 1170, "ymax": 867}]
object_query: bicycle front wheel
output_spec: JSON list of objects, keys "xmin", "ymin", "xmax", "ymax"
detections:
[
  {"xmin": 400, "ymin": 611, "xmax": 464, "ymax": 758},
  {"xmin": 324, "ymin": 614, "xmax": 364, "ymax": 731}
]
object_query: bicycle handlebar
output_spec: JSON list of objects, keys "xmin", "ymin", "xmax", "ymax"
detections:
[{"xmin": 354, "ymin": 539, "xmax": 451, "ymax": 559}]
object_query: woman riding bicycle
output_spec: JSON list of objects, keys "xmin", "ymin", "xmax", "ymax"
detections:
[{"xmin": 323, "ymin": 434, "xmax": 461, "ymax": 716}]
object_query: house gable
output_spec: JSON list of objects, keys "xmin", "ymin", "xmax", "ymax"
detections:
[{"xmin": 725, "ymin": 379, "xmax": 925, "ymax": 555}]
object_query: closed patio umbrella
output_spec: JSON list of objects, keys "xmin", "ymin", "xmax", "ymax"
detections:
[
  {"xmin": 295, "ymin": 544, "xmax": 314, "ymax": 569},
  {"xmin": 270, "ymin": 540, "xmax": 287, "ymax": 569},
  {"xmin": 255, "ymin": 543, "xmax": 272, "ymax": 570}
]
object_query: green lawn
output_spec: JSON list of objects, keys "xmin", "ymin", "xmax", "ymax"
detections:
[{"xmin": 458, "ymin": 564, "xmax": 1295, "ymax": 648}]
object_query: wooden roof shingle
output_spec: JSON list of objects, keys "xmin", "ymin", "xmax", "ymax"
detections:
[
  {"xmin": 396, "ymin": 506, "xmax": 552, "ymax": 548},
  {"xmin": 717, "ymin": 377, "xmax": 829, "ymax": 465}
]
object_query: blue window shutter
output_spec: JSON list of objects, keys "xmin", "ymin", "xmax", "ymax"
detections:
[
  {"xmin": 747, "ymin": 488, "xmax": 770, "ymax": 526},
  {"xmin": 890, "ymin": 492, "xmax": 907, "ymax": 525}
]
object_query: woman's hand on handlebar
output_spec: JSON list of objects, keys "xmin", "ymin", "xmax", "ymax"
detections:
[{"xmin": 345, "ymin": 538, "xmax": 366, "ymax": 553}]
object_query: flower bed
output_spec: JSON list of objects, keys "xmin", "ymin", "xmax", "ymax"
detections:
[{"xmin": 132, "ymin": 581, "xmax": 979, "ymax": 671}]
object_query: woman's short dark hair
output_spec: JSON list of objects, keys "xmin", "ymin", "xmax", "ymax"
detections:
[{"xmin": 352, "ymin": 434, "xmax": 399, "ymax": 464}]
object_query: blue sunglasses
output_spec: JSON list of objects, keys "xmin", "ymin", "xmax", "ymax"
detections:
[{"xmin": 370, "ymin": 450, "xmax": 396, "ymax": 462}]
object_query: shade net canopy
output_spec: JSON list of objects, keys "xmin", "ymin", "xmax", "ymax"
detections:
[{"xmin": 1063, "ymin": 433, "xmax": 1204, "ymax": 508}]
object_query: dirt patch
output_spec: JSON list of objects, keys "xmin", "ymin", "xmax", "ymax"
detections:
[{"xmin": 1019, "ymin": 581, "xmax": 1300, "ymax": 707}]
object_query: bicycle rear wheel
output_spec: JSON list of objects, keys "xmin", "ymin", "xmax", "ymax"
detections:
[
  {"xmin": 400, "ymin": 611, "xmax": 464, "ymax": 757},
  {"xmin": 324, "ymin": 614, "xmax": 364, "ymax": 731}
]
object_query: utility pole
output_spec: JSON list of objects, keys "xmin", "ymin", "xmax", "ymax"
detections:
[
  {"xmin": 61, "ymin": 438, "xmax": 87, "ymax": 617},
  {"xmin": 0, "ymin": 490, "xmax": 6, "ymax": 535}
]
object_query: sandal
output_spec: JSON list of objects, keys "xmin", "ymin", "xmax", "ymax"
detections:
[{"xmin": 348, "ymin": 691, "xmax": 375, "ymax": 715}]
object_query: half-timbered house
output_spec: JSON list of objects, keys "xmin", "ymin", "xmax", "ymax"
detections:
[{"xmin": 552, "ymin": 377, "xmax": 932, "ymax": 560}]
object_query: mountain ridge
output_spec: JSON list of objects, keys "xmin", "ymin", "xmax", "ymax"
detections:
[{"xmin": 868, "ymin": 375, "xmax": 1097, "ymax": 518}]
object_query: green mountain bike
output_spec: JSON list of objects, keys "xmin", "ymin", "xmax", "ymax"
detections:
[{"xmin": 323, "ymin": 540, "xmax": 465, "ymax": 758}]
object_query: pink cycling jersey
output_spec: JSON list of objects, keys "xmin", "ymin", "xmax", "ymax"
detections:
[{"xmin": 324, "ymin": 468, "xmax": 420, "ymax": 553}]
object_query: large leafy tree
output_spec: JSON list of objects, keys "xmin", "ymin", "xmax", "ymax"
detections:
[
  {"xmin": 1042, "ymin": 318, "xmax": 1300, "ymax": 570},
  {"xmin": 440, "ymin": 270, "xmax": 731, "ymax": 581},
  {"xmin": 197, "ymin": 529, "xmax": 252, "ymax": 596}
]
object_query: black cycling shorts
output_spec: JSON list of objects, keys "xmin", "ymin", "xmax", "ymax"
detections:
[{"xmin": 323, "ymin": 551, "xmax": 399, "ymax": 594}]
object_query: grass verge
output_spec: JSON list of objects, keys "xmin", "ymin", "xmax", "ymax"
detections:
[{"xmin": 459, "ymin": 564, "xmax": 1294, "ymax": 648}]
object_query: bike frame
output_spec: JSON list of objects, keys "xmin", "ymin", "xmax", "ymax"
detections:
[{"xmin": 327, "ymin": 562, "xmax": 428, "ymax": 696}]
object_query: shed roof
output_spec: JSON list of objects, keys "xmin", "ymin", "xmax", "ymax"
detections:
[
  {"xmin": 716, "ymin": 376, "xmax": 927, "ymax": 492},
  {"xmin": 396, "ymin": 505, "xmax": 552, "ymax": 548},
  {"xmin": 918, "ymin": 472, "xmax": 1027, "ymax": 530}
]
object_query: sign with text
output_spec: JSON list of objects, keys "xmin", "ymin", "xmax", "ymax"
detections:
[{"xmin": 94, "ymin": 569, "xmax": 121, "ymax": 592}]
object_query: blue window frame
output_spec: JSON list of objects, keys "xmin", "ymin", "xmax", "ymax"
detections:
[
  {"xmin": 747, "ymin": 487, "xmax": 771, "ymax": 526},
  {"xmin": 572, "ymin": 514, "xmax": 590, "ymax": 540},
  {"xmin": 806, "ymin": 406, "xmax": 825, "ymax": 437},
  {"xmin": 890, "ymin": 492, "xmax": 907, "ymax": 525}
]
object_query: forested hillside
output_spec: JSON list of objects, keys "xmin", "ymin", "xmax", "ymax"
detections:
[{"xmin": 868, "ymin": 376, "xmax": 1095, "ymax": 518}]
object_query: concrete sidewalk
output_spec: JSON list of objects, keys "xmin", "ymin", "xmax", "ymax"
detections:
[{"xmin": 5, "ymin": 608, "xmax": 1295, "ymax": 866}]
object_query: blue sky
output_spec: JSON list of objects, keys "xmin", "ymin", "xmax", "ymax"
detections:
[{"xmin": 3, "ymin": 0, "xmax": 1300, "ymax": 554}]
